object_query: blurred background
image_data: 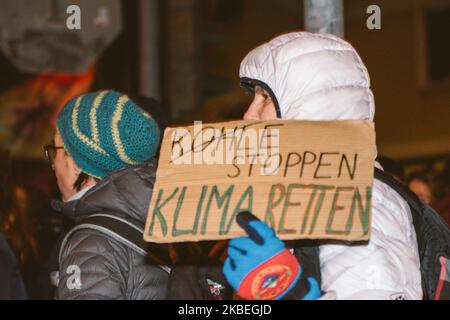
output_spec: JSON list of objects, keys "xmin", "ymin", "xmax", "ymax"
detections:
[{"xmin": 0, "ymin": 0, "xmax": 449, "ymax": 298}]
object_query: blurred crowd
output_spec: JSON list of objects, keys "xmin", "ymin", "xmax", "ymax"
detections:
[
  {"xmin": 0, "ymin": 31, "xmax": 448, "ymax": 301},
  {"xmin": 378, "ymin": 156, "xmax": 450, "ymax": 224},
  {"xmin": 2, "ymin": 110, "xmax": 448, "ymax": 300}
]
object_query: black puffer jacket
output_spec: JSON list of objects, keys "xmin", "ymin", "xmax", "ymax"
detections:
[{"xmin": 55, "ymin": 160, "xmax": 169, "ymax": 300}]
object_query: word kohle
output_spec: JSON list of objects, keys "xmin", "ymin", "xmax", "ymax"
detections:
[{"xmin": 144, "ymin": 120, "xmax": 375, "ymax": 243}]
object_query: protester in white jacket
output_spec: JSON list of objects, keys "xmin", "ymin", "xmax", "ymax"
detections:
[{"xmin": 237, "ymin": 31, "xmax": 422, "ymax": 300}]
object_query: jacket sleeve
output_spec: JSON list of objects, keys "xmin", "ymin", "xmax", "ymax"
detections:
[
  {"xmin": 318, "ymin": 179, "xmax": 423, "ymax": 300},
  {"xmin": 57, "ymin": 230, "xmax": 126, "ymax": 300}
]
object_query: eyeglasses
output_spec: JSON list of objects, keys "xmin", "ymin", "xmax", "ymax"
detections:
[{"xmin": 43, "ymin": 143, "xmax": 64, "ymax": 163}]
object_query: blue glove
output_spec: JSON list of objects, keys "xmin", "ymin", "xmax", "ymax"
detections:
[{"xmin": 223, "ymin": 211, "xmax": 320, "ymax": 300}]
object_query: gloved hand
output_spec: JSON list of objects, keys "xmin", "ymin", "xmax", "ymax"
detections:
[{"xmin": 223, "ymin": 211, "xmax": 321, "ymax": 300}]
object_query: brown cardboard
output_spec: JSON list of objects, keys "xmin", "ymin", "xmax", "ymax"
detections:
[{"xmin": 144, "ymin": 120, "xmax": 375, "ymax": 243}]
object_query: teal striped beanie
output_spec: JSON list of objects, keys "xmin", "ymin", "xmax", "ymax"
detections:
[{"xmin": 56, "ymin": 90, "xmax": 161, "ymax": 179}]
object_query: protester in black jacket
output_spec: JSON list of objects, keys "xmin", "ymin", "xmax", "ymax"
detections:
[
  {"xmin": 46, "ymin": 90, "xmax": 167, "ymax": 299},
  {"xmin": 0, "ymin": 232, "xmax": 27, "ymax": 300},
  {"xmin": 0, "ymin": 149, "xmax": 27, "ymax": 300}
]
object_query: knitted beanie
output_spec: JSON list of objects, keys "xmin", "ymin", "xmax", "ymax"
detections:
[{"xmin": 56, "ymin": 90, "xmax": 161, "ymax": 179}]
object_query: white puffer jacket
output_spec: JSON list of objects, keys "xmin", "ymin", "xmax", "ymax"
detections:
[{"xmin": 239, "ymin": 32, "xmax": 422, "ymax": 300}]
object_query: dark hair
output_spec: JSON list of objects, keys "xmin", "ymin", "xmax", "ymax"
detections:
[
  {"xmin": 377, "ymin": 156, "xmax": 405, "ymax": 182},
  {"xmin": 433, "ymin": 172, "xmax": 450, "ymax": 201},
  {"xmin": 406, "ymin": 171, "xmax": 432, "ymax": 186},
  {"xmin": 432, "ymin": 159, "xmax": 450, "ymax": 201},
  {"xmin": 73, "ymin": 172, "xmax": 98, "ymax": 192}
]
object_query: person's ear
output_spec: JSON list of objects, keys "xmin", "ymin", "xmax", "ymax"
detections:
[
  {"xmin": 65, "ymin": 155, "xmax": 82, "ymax": 178},
  {"xmin": 73, "ymin": 165, "xmax": 82, "ymax": 176}
]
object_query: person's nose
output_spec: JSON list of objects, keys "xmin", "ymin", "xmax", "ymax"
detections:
[{"xmin": 243, "ymin": 102, "xmax": 261, "ymax": 121}]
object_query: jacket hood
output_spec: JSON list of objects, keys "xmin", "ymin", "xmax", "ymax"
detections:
[
  {"xmin": 240, "ymin": 32, "xmax": 375, "ymax": 122},
  {"xmin": 56, "ymin": 159, "xmax": 157, "ymax": 227}
]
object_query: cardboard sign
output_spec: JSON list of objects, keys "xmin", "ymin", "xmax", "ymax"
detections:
[{"xmin": 144, "ymin": 120, "xmax": 375, "ymax": 243}]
